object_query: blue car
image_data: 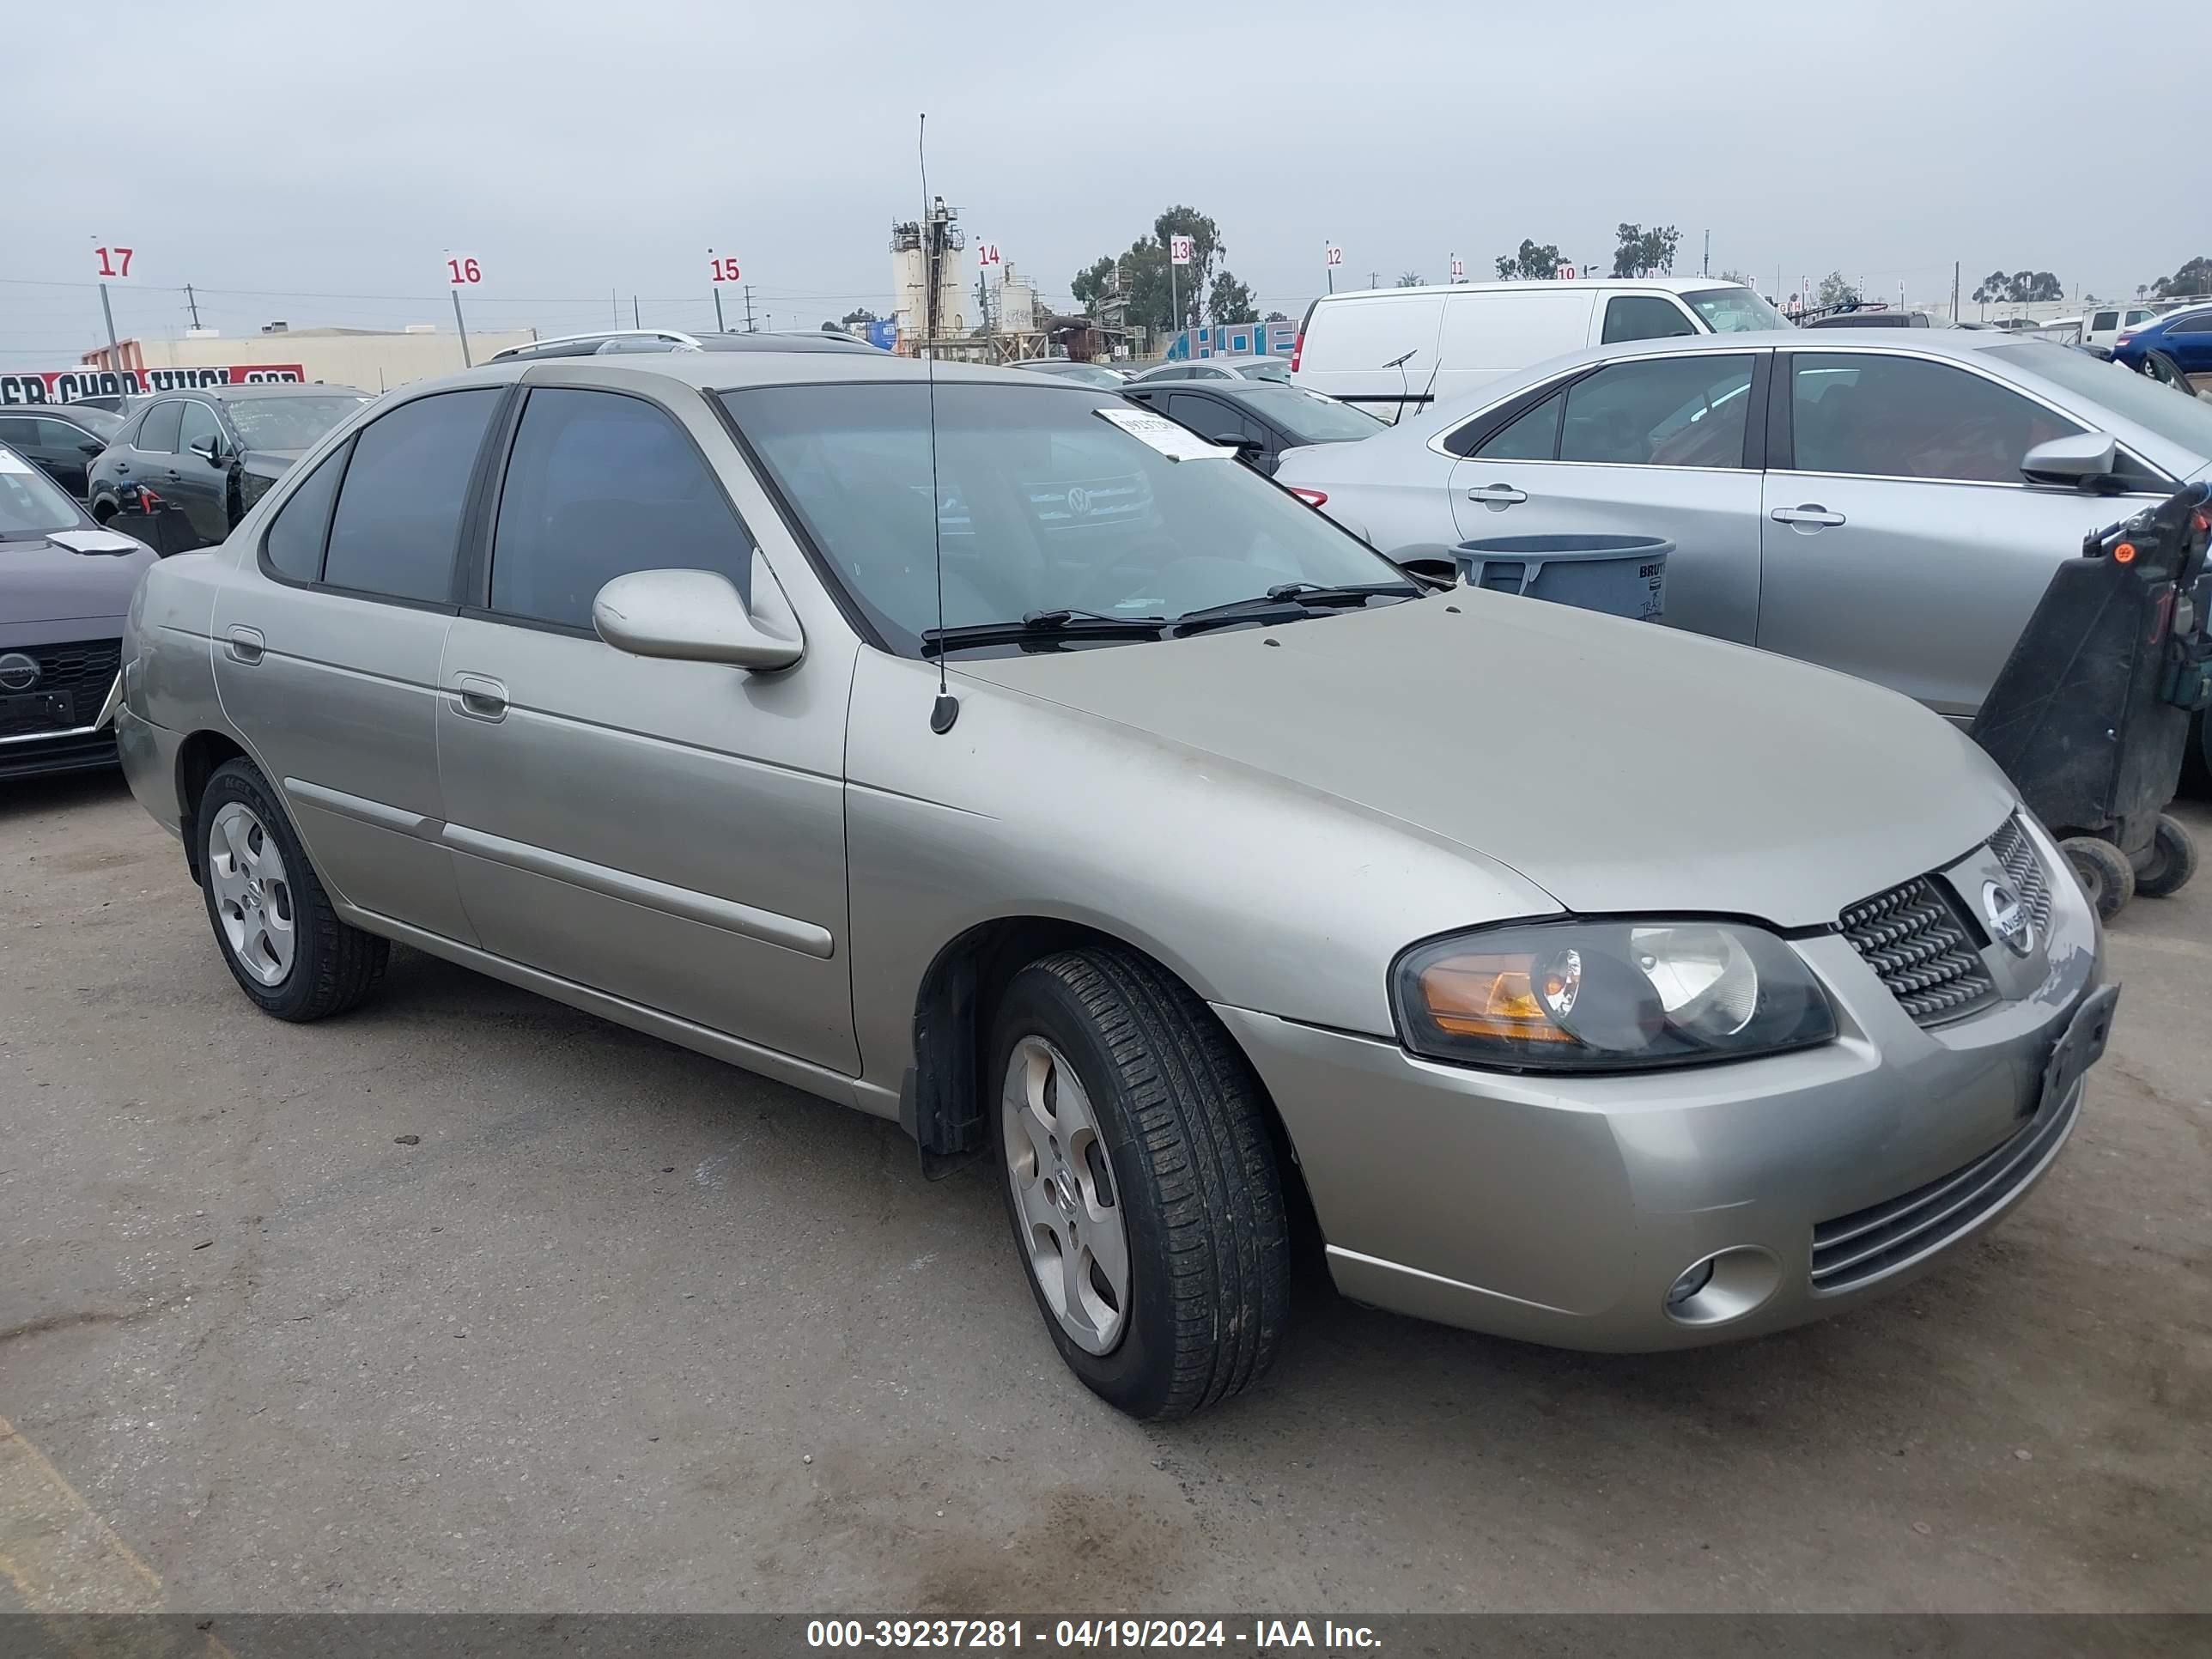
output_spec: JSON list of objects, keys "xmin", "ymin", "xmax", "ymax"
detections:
[{"xmin": 2112, "ymin": 304, "xmax": 2212, "ymax": 374}]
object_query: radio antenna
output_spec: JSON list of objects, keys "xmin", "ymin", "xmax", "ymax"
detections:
[{"xmin": 920, "ymin": 111, "xmax": 958, "ymax": 736}]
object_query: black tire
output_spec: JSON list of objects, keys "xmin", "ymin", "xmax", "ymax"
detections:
[
  {"xmin": 2136, "ymin": 812, "xmax": 2199, "ymax": 899},
  {"xmin": 988, "ymin": 946, "xmax": 1291, "ymax": 1419},
  {"xmin": 2061, "ymin": 834, "xmax": 2136, "ymax": 921},
  {"xmin": 196, "ymin": 757, "xmax": 388, "ymax": 1020}
]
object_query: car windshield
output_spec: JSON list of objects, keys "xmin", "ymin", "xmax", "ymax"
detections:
[
  {"xmin": 1233, "ymin": 360, "xmax": 1291, "ymax": 383},
  {"xmin": 0, "ymin": 449, "xmax": 84, "ymax": 538},
  {"xmin": 725, "ymin": 382, "xmax": 1413, "ymax": 654},
  {"xmin": 1029, "ymin": 362, "xmax": 1124, "ymax": 386},
  {"xmin": 1259, "ymin": 387, "xmax": 1387, "ymax": 443},
  {"xmin": 223, "ymin": 395, "xmax": 368, "ymax": 450},
  {"xmin": 64, "ymin": 406, "xmax": 123, "ymax": 436},
  {"xmin": 1685, "ymin": 288, "xmax": 1786, "ymax": 332},
  {"xmin": 1987, "ymin": 343, "xmax": 2212, "ymax": 459}
]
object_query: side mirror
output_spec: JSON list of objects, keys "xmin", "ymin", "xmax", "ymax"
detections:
[
  {"xmin": 2021, "ymin": 432, "xmax": 2118, "ymax": 489},
  {"xmin": 188, "ymin": 434, "xmax": 222, "ymax": 465},
  {"xmin": 80, "ymin": 439, "xmax": 106, "ymax": 455},
  {"xmin": 592, "ymin": 568, "xmax": 805, "ymax": 672},
  {"xmin": 1213, "ymin": 431, "xmax": 1267, "ymax": 462}
]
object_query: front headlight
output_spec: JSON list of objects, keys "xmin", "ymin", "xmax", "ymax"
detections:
[{"xmin": 1392, "ymin": 920, "xmax": 1836, "ymax": 1073}]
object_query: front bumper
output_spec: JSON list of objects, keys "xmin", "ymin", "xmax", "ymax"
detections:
[
  {"xmin": 0, "ymin": 671, "xmax": 124, "ymax": 781},
  {"xmin": 1219, "ymin": 820, "xmax": 2107, "ymax": 1352}
]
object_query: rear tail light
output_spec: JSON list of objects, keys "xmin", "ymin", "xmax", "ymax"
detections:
[
  {"xmin": 1289, "ymin": 487, "xmax": 1328, "ymax": 507},
  {"xmin": 2117, "ymin": 334, "xmax": 2134, "ymax": 349},
  {"xmin": 1290, "ymin": 332, "xmax": 1304, "ymax": 374}
]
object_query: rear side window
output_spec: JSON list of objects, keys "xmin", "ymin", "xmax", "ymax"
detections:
[
  {"xmin": 1474, "ymin": 388, "xmax": 1567, "ymax": 459},
  {"xmin": 1601, "ymin": 295, "xmax": 1697, "ymax": 344},
  {"xmin": 1559, "ymin": 355, "xmax": 1754, "ymax": 467},
  {"xmin": 323, "ymin": 388, "xmax": 501, "ymax": 604},
  {"xmin": 262, "ymin": 446, "xmax": 348, "ymax": 582},
  {"xmin": 1789, "ymin": 354, "xmax": 2081, "ymax": 483},
  {"xmin": 2168, "ymin": 313, "xmax": 2212, "ymax": 335},
  {"xmin": 137, "ymin": 401, "xmax": 182, "ymax": 454},
  {"xmin": 40, "ymin": 419, "xmax": 99, "ymax": 448},
  {"xmin": 488, "ymin": 388, "xmax": 751, "ymax": 630}
]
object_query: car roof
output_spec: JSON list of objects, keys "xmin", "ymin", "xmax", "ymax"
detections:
[
  {"xmin": 395, "ymin": 351, "xmax": 1089, "ymax": 398},
  {"xmin": 494, "ymin": 328, "xmax": 882, "ymax": 361},
  {"xmin": 142, "ymin": 383, "xmax": 370, "ymax": 402},
  {"xmin": 1313, "ymin": 276, "xmax": 1739, "ymax": 306}
]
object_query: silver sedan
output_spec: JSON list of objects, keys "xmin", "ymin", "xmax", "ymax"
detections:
[
  {"xmin": 1277, "ymin": 329, "xmax": 2212, "ymax": 719},
  {"xmin": 117, "ymin": 351, "xmax": 2112, "ymax": 1417}
]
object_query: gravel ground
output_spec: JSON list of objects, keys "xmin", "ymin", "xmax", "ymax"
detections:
[{"xmin": 2, "ymin": 772, "xmax": 2206, "ymax": 1613}]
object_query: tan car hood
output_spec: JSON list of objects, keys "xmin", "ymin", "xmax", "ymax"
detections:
[{"xmin": 951, "ymin": 592, "xmax": 2016, "ymax": 930}]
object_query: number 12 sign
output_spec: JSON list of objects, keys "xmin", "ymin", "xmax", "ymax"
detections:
[{"xmin": 446, "ymin": 253, "xmax": 483, "ymax": 286}]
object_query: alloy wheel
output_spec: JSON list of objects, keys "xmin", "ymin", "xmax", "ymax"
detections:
[
  {"xmin": 206, "ymin": 802, "xmax": 296, "ymax": 986},
  {"xmin": 1001, "ymin": 1035, "xmax": 1129, "ymax": 1355}
]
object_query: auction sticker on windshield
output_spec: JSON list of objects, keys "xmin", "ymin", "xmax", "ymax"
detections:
[{"xmin": 1094, "ymin": 406, "xmax": 1237, "ymax": 462}]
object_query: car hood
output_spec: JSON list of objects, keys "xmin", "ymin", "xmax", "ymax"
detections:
[
  {"xmin": 950, "ymin": 593, "xmax": 2018, "ymax": 930},
  {"xmin": 0, "ymin": 529, "xmax": 155, "ymax": 628},
  {"xmin": 240, "ymin": 448, "xmax": 304, "ymax": 477}
]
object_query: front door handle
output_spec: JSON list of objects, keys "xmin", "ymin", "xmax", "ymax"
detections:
[
  {"xmin": 224, "ymin": 626, "xmax": 264, "ymax": 665},
  {"xmin": 1467, "ymin": 483, "xmax": 1528, "ymax": 507},
  {"xmin": 1771, "ymin": 505, "xmax": 1845, "ymax": 528},
  {"xmin": 451, "ymin": 673, "xmax": 508, "ymax": 723}
]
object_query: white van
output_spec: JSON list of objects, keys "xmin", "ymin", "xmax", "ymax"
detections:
[
  {"xmin": 1291, "ymin": 277, "xmax": 1786, "ymax": 422},
  {"xmin": 2082, "ymin": 303, "xmax": 2160, "ymax": 352}
]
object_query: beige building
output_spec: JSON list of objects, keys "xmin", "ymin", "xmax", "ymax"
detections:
[{"xmin": 82, "ymin": 324, "xmax": 541, "ymax": 394}]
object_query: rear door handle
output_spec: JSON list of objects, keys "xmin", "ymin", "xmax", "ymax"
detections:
[
  {"xmin": 1467, "ymin": 483, "xmax": 1528, "ymax": 506},
  {"xmin": 451, "ymin": 673, "xmax": 508, "ymax": 722},
  {"xmin": 224, "ymin": 626, "xmax": 264, "ymax": 665},
  {"xmin": 1771, "ymin": 505, "xmax": 1845, "ymax": 527}
]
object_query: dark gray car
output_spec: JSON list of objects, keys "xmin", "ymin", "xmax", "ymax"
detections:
[
  {"xmin": 87, "ymin": 386, "xmax": 368, "ymax": 551},
  {"xmin": 1, "ymin": 443, "xmax": 152, "ymax": 779},
  {"xmin": 0, "ymin": 405, "xmax": 122, "ymax": 499}
]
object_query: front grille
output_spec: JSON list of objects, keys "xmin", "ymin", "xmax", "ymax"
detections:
[
  {"xmin": 13, "ymin": 639, "xmax": 122, "ymax": 698},
  {"xmin": 1838, "ymin": 878, "xmax": 1995, "ymax": 1025},
  {"xmin": 1986, "ymin": 815, "xmax": 2053, "ymax": 937},
  {"xmin": 1811, "ymin": 1082, "xmax": 2081, "ymax": 1291}
]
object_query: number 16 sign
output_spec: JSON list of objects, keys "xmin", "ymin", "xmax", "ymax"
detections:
[{"xmin": 445, "ymin": 252, "xmax": 483, "ymax": 286}]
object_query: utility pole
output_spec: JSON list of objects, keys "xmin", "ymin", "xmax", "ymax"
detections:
[
  {"xmin": 184, "ymin": 283, "xmax": 201, "ymax": 329},
  {"xmin": 713, "ymin": 284, "xmax": 726, "ymax": 331},
  {"xmin": 633, "ymin": 295, "xmax": 640, "ymax": 328},
  {"xmin": 743, "ymin": 285, "xmax": 757, "ymax": 333},
  {"xmin": 1952, "ymin": 260, "xmax": 1961, "ymax": 322},
  {"xmin": 98, "ymin": 283, "xmax": 123, "ymax": 383},
  {"xmin": 1702, "ymin": 230, "xmax": 1710, "ymax": 277}
]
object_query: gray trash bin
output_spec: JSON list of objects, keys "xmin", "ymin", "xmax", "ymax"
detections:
[{"xmin": 1454, "ymin": 534, "xmax": 1671, "ymax": 622}]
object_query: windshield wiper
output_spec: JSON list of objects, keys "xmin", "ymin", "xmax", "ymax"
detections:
[
  {"xmin": 922, "ymin": 608, "xmax": 1168, "ymax": 656},
  {"xmin": 1172, "ymin": 581, "xmax": 1421, "ymax": 635}
]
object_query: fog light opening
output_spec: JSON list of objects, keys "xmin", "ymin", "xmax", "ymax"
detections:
[
  {"xmin": 1666, "ymin": 1258, "xmax": 1716, "ymax": 1309},
  {"xmin": 1662, "ymin": 1246, "xmax": 1784, "ymax": 1328}
]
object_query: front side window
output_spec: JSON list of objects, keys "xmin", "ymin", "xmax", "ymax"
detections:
[
  {"xmin": 137, "ymin": 401, "xmax": 182, "ymax": 455},
  {"xmin": 322, "ymin": 388, "xmax": 501, "ymax": 603},
  {"xmin": 1559, "ymin": 355, "xmax": 1754, "ymax": 467},
  {"xmin": 179, "ymin": 402, "xmax": 222, "ymax": 457},
  {"xmin": 1161, "ymin": 392, "xmax": 1234, "ymax": 437},
  {"xmin": 2166, "ymin": 313, "xmax": 2212, "ymax": 336},
  {"xmin": 1790, "ymin": 353, "xmax": 2081, "ymax": 483},
  {"xmin": 1601, "ymin": 295, "xmax": 1696, "ymax": 344},
  {"xmin": 0, "ymin": 449, "xmax": 83, "ymax": 538},
  {"xmin": 40, "ymin": 419, "xmax": 102, "ymax": 449},
  {"xmin": 725, "ymin": 382, "xmax": 1410, "ymax": 655},
  {"xmin": 1984, "ymin": 342, "xmax": 2212, "ymax": 458},
  {"xmin": 489, "ymin": 389, "xmax": 751, "ymax": 630}
]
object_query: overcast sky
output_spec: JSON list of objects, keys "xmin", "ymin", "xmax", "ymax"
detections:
[{"xmin": 6, "ymin": 0, "xmax": 2206, "ymax": 367}]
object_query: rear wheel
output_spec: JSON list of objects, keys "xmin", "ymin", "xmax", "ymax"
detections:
[
  {"xmin": 2061, "ymin": 834, "xmax": 2136, "ymax": 921},
  {"xmin": 2135, "ymin": 813, "xmax": 2198, "ymax": 899},
  {"xmin": 198, "ymin": 758, "xmax": 388, "ymax": 1020},
  {"xmin": 990, "ymin": 946, "xmax": 1291, "ymax": 1419}
]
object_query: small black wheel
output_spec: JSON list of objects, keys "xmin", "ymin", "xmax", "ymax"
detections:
[
  {"xmin": 2061, "ymin": 835, "xmax": 2136, "ymax": 921},
  {"xmin": 989, "ymin": 945, "xmax": 1291, "ymax": 1420},
  {"xmin": 2136, "ymin": 813, "xmax": 2199, "ymax": 899},
  {"xmin": 197, "ymin": 757, "xmax": 388, "ymax": 1020}
]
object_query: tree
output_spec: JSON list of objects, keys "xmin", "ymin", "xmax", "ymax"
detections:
[
  {"xmin": 1070, "ymin": 205, "xmax": 1244, "ymax": 337},
  {"xmin": 2008, "ymin": 270, "xmax": 2063, "ymax": 302},
  {"xmin": 1972, "ymin": 269, "xmax": 2008, "ymax": 309},
  {"xmin": 840, "ymin": 307, "xmax": 880, "ymax": 326},
  {"xmin": 1396, "ymin": 270, "xmax": 1426, "ymax": 288},
  {"xmin": 1611, "ymin": 223, "xmax": 1680, "ymax": 278},
  {"xmin": 1494, "ymin": 239, "xmax": 1565, "ymax": 282},
  {"xmin": 2150, "ymin": 256, "xmax": 2212, "ymax": 301},
  {"xmin": 1208, "ymin": 271, "xmax": 1257, "ymax": 325},
  {"xmin": 1718, "ymin": 268, "xmax": 1755, "ymax": 288},
  {"xmin": 1814, "ymin": 270, "xmax": 1862, "ymax": 309},
  {"xmin": 1263, "ymin": 310, "xmax": 1289, "ymax": 323}
]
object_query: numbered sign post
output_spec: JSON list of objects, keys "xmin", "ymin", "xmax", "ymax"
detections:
[
  {"xmin": 90, "ymin": 239, "xmax": 135, "ymax": 372},
  {"xmin": 445, "ymin": 251, "xmax": 483, "ymax": 366},
  {"xmin": 708, "ymin": 249, "xmax": 742, "ymax": 331},
  {"xmin": 976, "ymin": 242, "xmax": 1002, "ymax": 270},
  {"xmin": 1449, "ymin": 253, "xmax": 1465, "ymax": 283},
  {"xmin": 1555, "ymin": 263, "xmax": 1577, "ymax": 281},
  {"xmin": 1323, "ymin": 240, "xmax": 1343, "ymax": 294},
  {"xmin": 1166, "ymin": 234, "xmax": 1194, "ymax": 341}
]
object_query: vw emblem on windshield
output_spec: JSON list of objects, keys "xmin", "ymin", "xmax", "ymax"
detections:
[
  {"xmin": 1065, "ymin": 485, "xmax": 1092, "ymax": 519},
  {"xmin": 1983, "ymin": 880, "xmax": 2034, "ymax": 957},
  {"xmin": 0, "ymin": 653, "xmax": 40, "ymax": 691}
]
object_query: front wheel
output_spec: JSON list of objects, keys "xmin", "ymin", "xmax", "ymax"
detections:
[
  {"xmin": 991, "ymin": 947, "xmax": 1291, "ymax": 1419},
  {"xmin": 2061, "ymin": 834, "xmax": 2136, "ymax": 921}
]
